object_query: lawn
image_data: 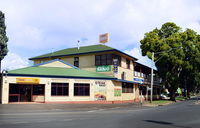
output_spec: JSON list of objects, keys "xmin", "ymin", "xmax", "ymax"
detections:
[
  {"xmin": 175, "ymin": 96, "xmax": 187, "ymax": 101},
  {"xmin": 151, "ymin": 100, "xmax": 172, "ymax": 105}
]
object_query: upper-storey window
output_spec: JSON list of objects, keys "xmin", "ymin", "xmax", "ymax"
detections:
[
  {"xmin": 126, "ymin": 59, "xmax": 130, "ymax": 69},
  {"xmin": 113, "ymin": 54, "xmax": 121, "ymax": 66},
  {"xmin": 95, "ymin": 54, "xmax": 121, "ymax": 66},
  {"xmin": 74, "ymin": 57, "xmax": 79, "ymax": 67}
]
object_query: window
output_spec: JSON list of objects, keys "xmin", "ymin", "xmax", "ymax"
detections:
[
  {"xmin": 74, "ymin": 83, "xmax": 90, "ymax": 96},
  {"xmin": 33, "ymin": 85, "xmax": 44, "ymax": 95},
  {"xmin": 113, "ymin": 54, "xmax": 121, "ymax": 66},
  {"xmin": 134, "ymin": 71, "xmax": 141, "ymax": 77},
  {"xmin": 51, "ymin": 83, "xmax": 69, "ymax": 96},
  {"xmin": 122, "ymin": 82, "xmax": 133, "ymax": 93},
  {"xmin": 74, "ymin": 57, "xmax": 79, "ymax": 67},
  {"xmin": 9, "ymin": 84, "xmax": 19, "ymax": 94},
  {"xmin": 121, "ymin": 72, "xmax": 126, "ymax": 80},
  {"xmin": 126, "ymin": 59, "xmax": 130, "ymax": 69},
  {"xmin": 95, "ymin": 55, "xmax": 101, "ymax": 65},
  {"xmin": 95, "ymin": 54, "xmax": 121, "ymax": 66}
]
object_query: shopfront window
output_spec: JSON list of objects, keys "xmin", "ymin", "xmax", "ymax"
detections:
[
  {"xmin": 74, "ymin": 83, "xmax": 90, "ymax": 96},
  {"xmin": 122, "ymin": 82, "xmax": 133, "ymax": 93},
  {"xmin": 33, "ymin": 85, "xmax": 44, "ymax": 95},
  {"xmin": 51, "ymin": 83, "xmax": 69, "ymax": 96}
]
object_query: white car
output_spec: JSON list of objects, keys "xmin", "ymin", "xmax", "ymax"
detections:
[{"xmin": 160, "ymin": 94, "xmax": 170, "ymax": 100}]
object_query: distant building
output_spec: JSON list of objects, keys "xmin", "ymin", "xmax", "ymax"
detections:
[{"xmin": 0, "ymin": 44, "xmax": 161, "ymax": 104}]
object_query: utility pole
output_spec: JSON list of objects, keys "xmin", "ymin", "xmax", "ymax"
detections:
[{"xmin": 150, "ymin": 52, "xmax": 154, "ymax": 103}]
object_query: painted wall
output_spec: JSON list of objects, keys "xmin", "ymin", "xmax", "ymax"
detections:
[
  {"xmin": 39, "ymin": 61, "xmax": 73, "ymax": 68},
  {"xmin": 32, "ymin": 53, "xmax": 135, "ymax": 81},
  {"xmin": 1, "ymin": 76, "xmax": 142, "ymax": 104}
]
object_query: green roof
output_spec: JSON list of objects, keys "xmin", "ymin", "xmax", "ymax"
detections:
[
  {"xmin": 29, "ymin": 44, "xmax": 114, "ymax": 60},
  {"xmin": 8, "ymin": 66, "xmax": 116, "ymax": 79}
]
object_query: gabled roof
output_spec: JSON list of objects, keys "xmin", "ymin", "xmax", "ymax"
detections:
[
  {"xmin": 33, "ymin": 59, "xmax": 79, "ymax": 69},
  {"xmin": 8, "ymin": 66, "xmax": 116, "ymax": 80},
  {"xmin": 29, "ymin": 44, "xmax": 138, "ymax": 60},
  {"xmin": 7, "ymin": 59, "xmax": 116, "ymax": 80}
]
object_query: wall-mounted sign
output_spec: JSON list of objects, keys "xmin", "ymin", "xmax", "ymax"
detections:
[
  {"xmin": 99, "ymin": 33, "xmax": 109, "ymax": 43},
  {"xmin": 95, "ymin": 81, "xmax": 106, "ymax": 87},
  {"xmin": 113, "ymin": 59, "xmax": 118, "ymax": 73},
  {"xmin": 114, "ymin": 88, "xmax": 122, "ymax": 96},
  {"xmin": 96, "ymin": 65, "xmax": 111, "ymax": 72},
  {"xmin": 16, "ymin": 78, "xmax": 40, "ymax": 84},
  {"xmin": 133, "ymin": 77, "xmax": 144, "ymax": 84},
  {"xmin": 94, "ymin": 81, "xmax": 106, "ymax": 100}
]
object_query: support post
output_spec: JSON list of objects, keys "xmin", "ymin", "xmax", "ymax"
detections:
[{"xmin": 150, "ymin": 52, "xmax": 154, "ymax": 103}]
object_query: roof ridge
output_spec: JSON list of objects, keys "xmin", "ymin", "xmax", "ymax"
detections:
[{"xmin": 29, "ymin": 44, "xmax": 115, "ymax": 60}]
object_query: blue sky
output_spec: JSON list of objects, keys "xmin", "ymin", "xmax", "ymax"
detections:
[{"xmin": 1, "ymin": 0, "xmax": 200, "ymax": 70}]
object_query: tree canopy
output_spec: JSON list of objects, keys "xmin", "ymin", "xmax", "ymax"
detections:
[
  {"xmin": 140, "ymin": 22, "xmax": 200, "ymax": 100},
  {"xmin": 0, "ymin": 11, "xmax": 8, "ymax": 71}
]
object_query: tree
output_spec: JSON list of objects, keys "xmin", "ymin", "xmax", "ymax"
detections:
[
  {"xmin": 140, "ymin": 22, "xmax": 200, "ymax": 101},
  {"xmin": 0, "ymin": 11, "xmax": 8, "ymax": 72},
  {"xmin": 179, "ymin": 29, "xmax": 200, "ymax": 97}
]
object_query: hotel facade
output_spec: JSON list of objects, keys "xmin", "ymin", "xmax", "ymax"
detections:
[{"xmin": 0, "ymin": 44, "xmax": 161, "ymax": 104}]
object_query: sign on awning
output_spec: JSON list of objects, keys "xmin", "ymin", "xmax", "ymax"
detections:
[{"xmin": 16, "ymin": 78, "xmax": 40, "ymax": 84}]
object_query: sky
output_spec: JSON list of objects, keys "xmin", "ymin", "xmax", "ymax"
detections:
[{"xmin": 1, "ymin": 0, "xmax": 200, "ymax": 70}]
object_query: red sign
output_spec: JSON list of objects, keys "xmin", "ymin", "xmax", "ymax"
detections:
[{"xmin": 99, "ymin": 33, "xmax": 109, "ymax": 43}]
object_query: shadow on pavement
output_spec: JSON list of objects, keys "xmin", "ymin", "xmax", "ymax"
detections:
[{"xmin": 144, "ymin": 120, "xmax": 191, "ymax": 128}]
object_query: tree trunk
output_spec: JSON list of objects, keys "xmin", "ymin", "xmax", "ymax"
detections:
[
  {"xmin": 170, "ymin": 91, "xmax": 176, "ymax": 101},
  {"xmin": 168, "ymin": 86, "xmax": 177, "ymax": 102}
]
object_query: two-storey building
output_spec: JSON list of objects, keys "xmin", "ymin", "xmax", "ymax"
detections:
[{"xmin": 0, "ymin": 44, "xmax": 161, "ymax": 104}]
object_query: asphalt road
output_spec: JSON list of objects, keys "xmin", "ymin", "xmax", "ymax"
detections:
[{"xmin": 0, "ymin": 99, "xmax": 200, "ymax": 128}]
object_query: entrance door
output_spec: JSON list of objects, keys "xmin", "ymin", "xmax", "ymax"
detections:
[
  {"xmin": 9, "ymin": 84, "xmax": 45, "ymax": 103},
  {"xmin": 19, "ymin": 85, "xmax": 32, "ymax": 102}
]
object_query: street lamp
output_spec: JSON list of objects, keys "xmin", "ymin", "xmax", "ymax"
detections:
[
  {"xmin": 0, "ymin": 70, "xmax": 8, "ymax": 103},
  {"xmin": 150, "ymin": 47, "xmax": 182, "ymax": 103}
]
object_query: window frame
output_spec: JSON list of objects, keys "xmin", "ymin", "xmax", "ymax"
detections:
[
  {"xmin": 122, "ymin": 82, "xmax": 133, "ymax": 93},
  {"xmin": 51, "ymin": 83, "xmax": 69, "ymax": 96},
  {"xmin": 95, "ymin": 54, "xmax": 121, "ymax": 66},
  {"xmin": 126, "ymin": 59, "xmax": 130, "ymax": 69},
  {"xmin": 74, "ymin": 57, "xmax": 79, "ymax": 67},
  {"xmin": 33, "ymin": 85, "xmax": 45, "ymax": 95},
  {"xmin": 74, "ymin": 83, "xmax": 90, "ymax": 96}
]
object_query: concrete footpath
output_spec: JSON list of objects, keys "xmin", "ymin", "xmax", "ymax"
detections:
[{"xmin": 0, "ymin": 102, "xmax": 147, "ymax": 114}]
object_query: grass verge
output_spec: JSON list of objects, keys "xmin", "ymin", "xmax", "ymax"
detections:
[
  {"xmin": 143, "ymin": 100, "xmax": 173, "ymax": 106},
  {"xmin": 175, "ymin": 96, "xmax": 187, "ymax": 101}
]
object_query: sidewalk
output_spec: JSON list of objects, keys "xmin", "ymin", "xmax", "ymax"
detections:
[{"xmin": 0, "ymin": 102, "xmax": 144, "ymax": 114}]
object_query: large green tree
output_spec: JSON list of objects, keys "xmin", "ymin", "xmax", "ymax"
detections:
[
  {"xmin": 179, "ymin": 29, "xmax": 200, "ymax": 97},
  {"xmin": 0, "ymin": 11, "xmax": 8, "ymax": 72},
  {"xmin": 140, "ymin": 22, "xmax": 200, "ymax": 101}
]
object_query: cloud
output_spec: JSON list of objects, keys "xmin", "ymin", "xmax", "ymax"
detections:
[
  {"xmin": 124, "ymin": 47, "xmax": 152, "ymax": 67},
  {"xmin": 0, "ymin": 0, "xmax": 200, "ymax": 67},
  {"xmin": 1, "ymin": 52, "xmax": 29, "ymax": 71}
]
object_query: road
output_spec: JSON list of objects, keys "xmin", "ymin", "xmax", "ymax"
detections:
[{"xmin": 0, "ymin": 99, "xmax": 199, "ymax": 128}]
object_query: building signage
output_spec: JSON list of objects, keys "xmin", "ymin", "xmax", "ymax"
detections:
[
  {"xmin": 95, "ymin": 81, "xmax": 106, "ymax": 87},
  {"xmin": 113, "ymin": 59, "xmax": 118, "ymax": 73},
  {"xmin": 133, "ymin": 77, "xmax": 144, "ymax": 84},
  {"xmin": 114, "ymin": 88, "xmax": 122, "ymax": 96},
  {"xmin": 99, "ymin": 33, "xmax": 109, "ymax": 43},
  {"xmin": 96, "ymin": 65, "xmax": 111, "ymax": 72},
  {"xmin": 94, "ymin": 81, "xmax": 107, "ymax": 100},
  {"xmin": 16, "ymin": 78, "xmax": 40, "ymax": 84}
]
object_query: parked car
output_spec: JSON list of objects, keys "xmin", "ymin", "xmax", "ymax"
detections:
[{"xmin": 160, "ymin": 94, "xmax": 170, "ymax": 100}]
